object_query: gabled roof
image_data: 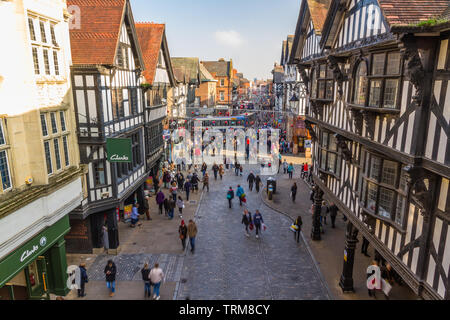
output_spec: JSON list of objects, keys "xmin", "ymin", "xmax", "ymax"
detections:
[
  {"xmin": 171, "ymin": 58, "xmax": 200, "ymax": 84},
  {"xmin": 289, "ymin": 0, "xmax": 310, "ymax": 63},
  {"xmin": 199, "ymin": 63, "xmax": 216, "ymax": 82},
  {"xmin": 201, "ymin": 60, "xmax": 232, "ymax": 77},
  {"xmin": 378, "ymin": 0, "xmax": 449, "ymax": 26},
  {"xmin": 173, "ymin": 66, "xmax": 189, "ymax": 84},
  {"xmin": 135, "ymin": 23, "xmax": 164, "ymax": 85},
  {"xmin": 68, "ymin": 0, "xmax": 144, "ymax": 68},
  {"xmin": 306, "ymin": 0, "xmax": 332, "ymax": 35}
]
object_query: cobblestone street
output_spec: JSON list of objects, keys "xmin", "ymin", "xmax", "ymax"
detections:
[{"xmin": 176, "ymin": 164, "xmax": 330, "ymax": 300}]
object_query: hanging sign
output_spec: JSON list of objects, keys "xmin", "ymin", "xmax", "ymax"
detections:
[
  {"xmin": 106, "ymin": 138, "xmax": 132, "ymax": 163},
  {"xmin": 305, "ymin": 140, "xmax": 312, "ymax": 149}
]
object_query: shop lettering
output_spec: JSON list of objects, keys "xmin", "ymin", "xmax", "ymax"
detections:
[
  {"xmin": 110, "ymin": 154, "xmax": 129, "ymax": 161},
  {"xmin": 367, "ymin": 265, "xmax": 381, "ymax": 289},
  {"xmin": 20, "ymin": 245, "xmax": 39, "ymax": 262}
]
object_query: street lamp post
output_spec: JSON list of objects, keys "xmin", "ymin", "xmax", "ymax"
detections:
[{"xmin": 311, "ymin": 184, "xmax": 323, "ymax": 240}]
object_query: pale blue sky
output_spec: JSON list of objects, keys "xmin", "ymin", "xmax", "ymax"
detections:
[{"xmin": 130, "ymin": 0, "xmax": 301, "ymax": 81}]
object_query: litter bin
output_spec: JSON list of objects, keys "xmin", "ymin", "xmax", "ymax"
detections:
[{"xmin": 267, "ymin": 177, "xmax": 276, "ymax": 200}]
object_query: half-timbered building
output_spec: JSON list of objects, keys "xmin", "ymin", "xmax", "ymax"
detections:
[
  {"xmin": 65, "ymin": 0, "xmax": 147, "ymax": 254},
  {"xmin": 291, "ymin": 0, "xmax": 450, "ymax": 299},
  {"xmin": 135, "ymin": 22, "xmax": 176, "ymax": 180}
]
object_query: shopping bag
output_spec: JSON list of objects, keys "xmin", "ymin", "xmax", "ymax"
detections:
[
  {"xmin": 249, "ymin": 223, "xmax": 254, "ymax": 231},
  {"xmin": 381, "ymin": 278, "xmax": 392, "ymax": 296},
  {"xmin": 262, "ymin": 223, "xmax": 267, "ymax": 231},
  {"xmin": 242, "ymin": 197, "xmax": 246, "ymax": 203},
  {"xmin": 290, "ymin": 224, "xmax": 299, "ymax": 232}
]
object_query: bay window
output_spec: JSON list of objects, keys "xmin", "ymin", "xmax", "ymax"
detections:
[
  {"xmin": 352, "ymin": 51, "xmax": 401, "ymax": 109},
  {"xmin": 311, "ymin": 64, "xmax": 334, "ymax": 100},
  {"xmin": 361, "ymin": 151, "xmax": 408, "ymax": 226},
  {"xmin": 319, "ymin": 131, "xmax": 342, "ymax": 177}
]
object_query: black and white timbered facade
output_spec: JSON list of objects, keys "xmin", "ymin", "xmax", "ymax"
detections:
[
  {"xmin": 66, "ymin": 0, "xmax": 148, "ymax": 253},
  {"xmin": 291, "ymin": 0, "xmax": 450, "ymax": 299}
]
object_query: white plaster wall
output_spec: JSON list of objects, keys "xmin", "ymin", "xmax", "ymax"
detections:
[{"xmin": 0, "ymin": 177, "xmax": 82, "ymax": 260}]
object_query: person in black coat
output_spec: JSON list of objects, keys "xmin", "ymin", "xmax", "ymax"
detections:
[
  {"xmin": 104, "ymin": 260, "xmax": 117, "ymax": 297},
  {"xmin": 184, "ymin": 180, "xmax": 192, "ymax": 201},
  {"xmin": 255, "ymin": 175, "xmax": 262, "ymax": 192},
  {"xmin": 294, "ymin": 216, "xmax": 303, "ymax": 243},
  {"xmin": 141, "ymin": 263, "xmax": 151, "ymax": 298},
  {"xmin": 78, "ymin": 263, "xmax": 88, "ymax": 297},
  {"xmin": 241, "ymin": 209, "xmax": 252, "ymax": 237},
  {"xmin": 328, "ymin": 203, "xmax": 338, "ymax": 228},
  {"xmin": 247, "ymin": 172, "xmax": 255, "ymax": 191},
  {"xmin": 163, "ymin": 198, "xmax": 170, "ymax": 216},
  {"xmin": 291, "ymin": 183, "xmax": 297, "ymax": 202}
]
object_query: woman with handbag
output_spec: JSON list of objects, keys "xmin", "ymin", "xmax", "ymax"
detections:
[
  {"xmin": 178, "ymin": 220, "xmax": 188, "ymax": 250},
  {"xmin": 241, "ymin": 209, "xmax": 252, "ymax": 237}
]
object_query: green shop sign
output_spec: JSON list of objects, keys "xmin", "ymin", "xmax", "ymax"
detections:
[
  {"xmin": 106, "ymin": 138, "xmax": 132, "ymax": 163},
  {"xmin": 0, "ymin": 215, "xmax": 70, "ymax": 287}
]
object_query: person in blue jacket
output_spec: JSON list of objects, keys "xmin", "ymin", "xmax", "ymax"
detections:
[
  {"xmin": 130, "ymin": 203, "xmax": 141, "ymax": 227},
  {"xmin": 236, "ymin": 185, "xmax": 245, "ymax": 206},
  {"xmin": 253, "ymin": 210, "xmax": 264, "ymax": 239},
  {"xmin": 78, "ymin": 263, "xmax": 88, "ymax": 297}
]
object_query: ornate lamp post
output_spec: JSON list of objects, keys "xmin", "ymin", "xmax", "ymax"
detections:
[{"xmin": 311, "ymin": 184, "xmax": 323, "ymax": 240}]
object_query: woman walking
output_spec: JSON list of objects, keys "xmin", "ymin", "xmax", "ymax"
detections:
[
  {"xmin": 242, "ymin": 209, "xmax": 253, "ymax": 237},
  {"xmin": 202, "ymin": 172, "xmax": 210, "ymax": 192},
  {"xmin": 177, "ymin": 196, "xmax": 184, "ymax": 218},
  {"xmin": 178, "ymin": 220, "xmax": 188, "ymax": 250},
  {"xmin": 219, "ymin": 164, "xmax": 224, "ymax": 180},
  {"xmin": 104, "ymin": 260, "xmax": 117, "ymax": 297},
  {"xmin": 236, "ymin": 185, "xmax": 245, "ymax": 206},
  {"xmin": 149, "ymin": 263, "xmax": 164, "ymax": 300},
  {"xmin": 287, "ymin": 163, "xmax": 294, "ymax": 179}
]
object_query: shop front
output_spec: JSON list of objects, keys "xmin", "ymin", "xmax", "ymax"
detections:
[
  {"xmin": 292, "ymin": 117, "xmax": 309, "ymax": 156},
  {"xmin": 0, "ymin": 215, "xmax": 71, "ymax": 300}
]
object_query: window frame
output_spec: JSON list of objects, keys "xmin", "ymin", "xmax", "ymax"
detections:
[
  {"xmin": 361, "ymin": 150, "xmax": 408, "ymax": 227},
  {"xmin": 0, "ymin": 149, "xmax": 12, "ymax": 192},
  {"xmin": 318, "ymin": 130, "xmax": 342, "ymax": 177},
  {"xmin": 351, "ymin": 51, "xmax": 402, "ymax": 109}
]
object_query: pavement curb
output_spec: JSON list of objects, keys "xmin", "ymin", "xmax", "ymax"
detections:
[
  {"xmin": 260, "ymin": 186, "xmax": 335, "ymax": 300},
  {"xmin": 172, "ymin": 190, "xmax": 205, "ymax": 301}
]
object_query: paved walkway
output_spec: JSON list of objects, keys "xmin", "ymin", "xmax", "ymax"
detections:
[
  {"xmin": 175, "ymin": 164, "xmax": 330, "ymax": 300},
  {"xmin": 260, "ymin": 168, "xmax": 419, "ymax": 300},
  {"xmin": 65, "ymin": 176, "xmax": 202, "ymax": 300}
]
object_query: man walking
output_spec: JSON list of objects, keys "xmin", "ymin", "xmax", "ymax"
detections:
[
  {"xmin": 184, "ymin": 179, "xmax": 191, "ymax": 201},
  {"xmin": 242, "ymin": 209, "xmax": 252, "ymax": 237},
  {"xmin": 253, "ymin": 210, "xmax": 264, "ymax": 239},
  {"xmin": 188, "ymin": 220, "xmax": 198, "ymax": 253},
  {"xmin": 77, "ymin": 263, "xmax": 88, "ymax": 297},
  {"xmin": 202, "ymin": 172, "xmax": 209, "ymax": 192},
  {"xmin": 104, "ymin": 260, "xmax": 117, "ymax": 297},
  {"xmin": 291, "ymin": 182, "xmax": 297, "ymax": 202},
  {"xmin": 247, "ymin": 171, "xmax": 255, "ymax": 191},
  {"xmin": 212, "ymin": 163, "xmax": 219, "ymax": 180},
  {"xmin": 227, "ymin": 187, "xmax": 235, "ymax": 208},
  {"xmin": 149, "ymin": 263, "xmax": 164, "ymax": 300},
  {"xmin": 141, "ymin": 263, "xmax": 151, "ymax": 298},
  {"xmin": 143, "ymin": 196, "xmax": 152, "ymax": 221},
  {"xmin": 283, "ymin": 159, "xmax": 288, "ymax": 174},
  {"xmin": 361, "ymin": 236, "xmax": 370, "ymax": 257},
  {"xmin": 329, "ymin": 203, "xmax": 338, "ymax": 228},
  {"xmin": 255, "ymin": 175, "xmax": 262, "ymax": 193}
]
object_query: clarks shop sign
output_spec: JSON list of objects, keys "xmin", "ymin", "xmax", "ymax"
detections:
[
  {"xmin": 106, "ymin": 138, "xmax": 132, "ymax": 163},
  {"xmin": 0, "ymin": 216, "xmax": 70, "ymax": 287}
]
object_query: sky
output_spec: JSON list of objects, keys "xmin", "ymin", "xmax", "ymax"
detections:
[{"xmin": 130, "ymin": 0, "xmax": 301, "ymax": 81}]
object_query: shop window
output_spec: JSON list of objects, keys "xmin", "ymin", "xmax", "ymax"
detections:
[{"xmin": 93, "ymin": 161, "xmax": 106, "ymax": 185}]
